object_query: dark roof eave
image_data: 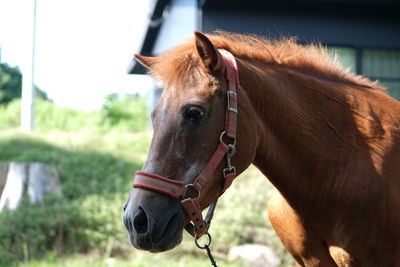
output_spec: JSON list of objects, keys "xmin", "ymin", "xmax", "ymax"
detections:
[
  {"xmin": 128, "ymin": 0, "xmax": 171, "ymax": 74},
  {"xmin": 127, "ymin": 60, "xmax": 147, "ymax": 75}
]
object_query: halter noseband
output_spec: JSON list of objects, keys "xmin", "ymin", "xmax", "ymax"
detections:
[{"xmin": 133, "ymin": 49, "xmax": 239, "ymax": 238}]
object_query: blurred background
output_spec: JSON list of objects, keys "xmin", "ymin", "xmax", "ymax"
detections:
[{"xmin": 0, "ymin": 0, "xmax": 399, "ymax": 266}]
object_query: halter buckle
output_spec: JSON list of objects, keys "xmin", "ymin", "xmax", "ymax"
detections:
[
  {"xmin": 184, "ymin": 184, "xmax": 200, "ymax": 199},
  {"xmin": 223, "ymin": 166, "xmax": 236, "ymax": 177},
  {"xmin": 227, "ymin": 91, "xmax": 238, "ymax": 113}
]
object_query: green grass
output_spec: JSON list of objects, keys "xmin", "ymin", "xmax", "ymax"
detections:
[
  {"xmin": 17, "ymin": 251, "xmax": 246, "ymax": 267},
  {"xmin": 0, "ymin": 130, "xmax": 150, "ymax": 266}
]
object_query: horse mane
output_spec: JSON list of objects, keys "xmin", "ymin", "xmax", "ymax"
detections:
[{"xmin": 150, "ymin": 31, "xmax": 384, "ymax": 91}]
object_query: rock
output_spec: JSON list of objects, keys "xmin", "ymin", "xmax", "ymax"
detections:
[
  {"xmin": 0, "ymin": 162, "xmax": 62, "ymax": 213},
  {"xmin": 228, "ymin": 244, "xmax": 281, "ymax": 267},
  {"xmin": 28, "ymin": 162, "xmax": 62, "ymax": 203}
]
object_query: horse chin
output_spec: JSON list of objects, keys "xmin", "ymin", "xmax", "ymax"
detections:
[
  {"xmin": 130, "ymin": 228, "xmax": 183, "ymax": 253},
  {"xmin": 149, "ymin": 231, "xmax": 183, "ymax": 253}
]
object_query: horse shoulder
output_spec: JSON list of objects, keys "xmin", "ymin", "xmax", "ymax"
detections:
[{"xmin": 268, "ymin": 190, "xmax": 338, "ymax": 266}]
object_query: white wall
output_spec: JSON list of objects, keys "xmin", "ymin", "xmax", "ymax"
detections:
[
  {"xmin": 148, "ymin": 0, "xmax": 198, "ymax": 118},
  {"xmin": 153, "ymin": 0, "xmax": 198, "ymax": 55}
]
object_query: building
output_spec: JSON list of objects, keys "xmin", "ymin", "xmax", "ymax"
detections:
[{"xmin": 128, "ymin": 0, "xmax": 400, "ymax": 102}]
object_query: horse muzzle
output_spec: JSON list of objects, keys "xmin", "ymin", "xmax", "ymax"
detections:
[{"xmin": 123, "ymin": 198, "xmax": 185, "ymax": 252}]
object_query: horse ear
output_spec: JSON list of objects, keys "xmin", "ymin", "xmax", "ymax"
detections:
[
  {"xmin": 194, "ymin": 31, "xmax": 224, "ymax": 73},
  {"xmin": 134, "ymin": 54, "xmax": 157, "ymax": 69}
]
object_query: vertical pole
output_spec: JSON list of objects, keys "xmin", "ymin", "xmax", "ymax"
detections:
[{"xmin": 20, "ymin": 0, "xmax": 37, "ymax": 132}]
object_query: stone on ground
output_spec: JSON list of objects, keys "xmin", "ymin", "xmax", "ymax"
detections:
[
  {"xmin": 228, "ymin": 244, "xmax": 281, "ymax": 267},
  {"xmin": 0, "ymin": 162, "xmax": 62, "ymax": 213}
]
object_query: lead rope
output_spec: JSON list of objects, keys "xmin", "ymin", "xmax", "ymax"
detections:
[{"xmin": 195, "ymin": 232, "xmax": 218, "ymax": 267}]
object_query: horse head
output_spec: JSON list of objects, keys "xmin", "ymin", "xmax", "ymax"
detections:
[{"xmin": 123, "ymin": 31, "xmax": 259, "ymax": 252}]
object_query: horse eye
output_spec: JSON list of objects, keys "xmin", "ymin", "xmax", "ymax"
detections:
[{"xmin": 183, "ymin": 106, "xmax": 204, "ymax": 122}]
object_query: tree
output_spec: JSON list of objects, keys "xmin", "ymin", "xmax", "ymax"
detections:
[
  {"xmin": 0, "ymin": 63, "xmax": 22, "ymax": 105},
  {"xmin": 0, "ymin": 62, "xmax": 50, "ymax": 105}
]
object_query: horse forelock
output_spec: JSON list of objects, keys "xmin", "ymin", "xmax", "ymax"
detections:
[
  {"xmin": 149, "ymin": 31, "xmax": 385, "ymax": 92},
  {"xmin": 150, "ymin": 42, "xmax": 202, "ymax": 90}
]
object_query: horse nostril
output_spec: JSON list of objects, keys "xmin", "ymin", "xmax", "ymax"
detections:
[{"xmin": 133, "ymin": 207, "xmax": 149, "ymax": 234}]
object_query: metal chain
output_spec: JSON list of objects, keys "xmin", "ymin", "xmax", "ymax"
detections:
[{"xmin": 195, "ymin": 232, "xmax": 218, "ymax": 267}]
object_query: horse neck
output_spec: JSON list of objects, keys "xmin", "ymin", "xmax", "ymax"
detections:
[{"xmin": 237, "ymin": 58, "xmax": 364, "ymax": 209}]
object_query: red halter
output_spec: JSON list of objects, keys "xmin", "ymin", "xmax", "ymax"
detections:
[{"xmin": 133, "ymin": 49, "xmax": 239, "ymax": 238}]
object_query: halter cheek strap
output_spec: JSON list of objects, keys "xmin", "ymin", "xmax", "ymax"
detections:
[{"xmin": 133, "ymin": 49, "xmax": 239, "ymax": 238}]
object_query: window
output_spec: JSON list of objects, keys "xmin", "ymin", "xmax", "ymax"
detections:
[
  {"xmin": 329, "ymin": 47, "xmax": 356, "ymax": 73},
  {"xmin": 362, "ymin": 49, "xmax": 400, "ymax": 100},
  {"xmin": 329, "ymin": 47, "xmax": 400, "ymax": 100}
]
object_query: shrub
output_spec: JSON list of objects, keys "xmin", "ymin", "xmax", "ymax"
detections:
[
  {"xmin": 0, "ymin": 93, "xmax": 149, "ymax": 133},
  {"xmin": 0, "ymin": 194, "xmax": 127, "ymax": 265},
  {"xmin": 0, "ymin": 98, "xmax": 21, "ymax": 129},
  {"xmin": 0, "ymin": 132, "xmax": 149, "ymax": 265},
  {"xmin": 101, "ymin": 93, "xmax": 148, "ymax": 132},
  {"xmin": 0, "ymin": 99, "xmax": 99, "ymax": 132}
]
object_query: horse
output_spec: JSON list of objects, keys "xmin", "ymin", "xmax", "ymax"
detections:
[{"xmin": 123, "ymin": 31, "xmax": 400, "ymax": 266}]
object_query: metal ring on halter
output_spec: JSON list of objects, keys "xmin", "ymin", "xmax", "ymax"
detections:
[
  {"xmin": 195, "ymin": 232, "xmax": 212, "ymax": 249},
  {"xmin": 219, "ymin": 131, "xmax": 236, "ymax": 146},
  {"xmin": 184, "ymin": 184, "xmax": 200, "ymax": 199}
]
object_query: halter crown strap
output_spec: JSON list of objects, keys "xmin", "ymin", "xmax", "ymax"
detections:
[
  {"xmin": 219, "ymin": 49, "xmax": 239, "ymax": 139},
  {"xmin": 132, "ymin": 49, "xmax": 239, "ymax": 238}
]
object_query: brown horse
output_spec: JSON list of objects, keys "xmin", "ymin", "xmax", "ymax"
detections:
[{"xmin": 123, "ymin": 31, "xmax": 400, "ymax": 266}]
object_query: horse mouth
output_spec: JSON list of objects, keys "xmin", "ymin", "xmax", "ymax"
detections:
[
  {"xmin": 151, "ymin": 213, "xmax": 184, "ymax": 252},
  {"xmin": 128, "ymin": 211, "xmax": 185, "ymax": 252}
]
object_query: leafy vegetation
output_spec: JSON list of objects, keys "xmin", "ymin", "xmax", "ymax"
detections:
[
  {"xmin": 0, "ymin": 62, "xmax": 49, "ymax": 105},
  {"xmin": 0, "ymin": 63, "xmax": 22, "ymax": 105},
  {"xmin": 0, "ymin": 98, "xmax": 293, "ymax": 266},
  {"xmin": 101, "ymin": 93, "xmax": 148, "ymax": 132},
  {"xmin": 0, "ymin": 94, "xmax": 148, "ymax": 133},
  {"xmin": 0, "ymin": 130, "xmax": 149, "ymax": 266}
]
